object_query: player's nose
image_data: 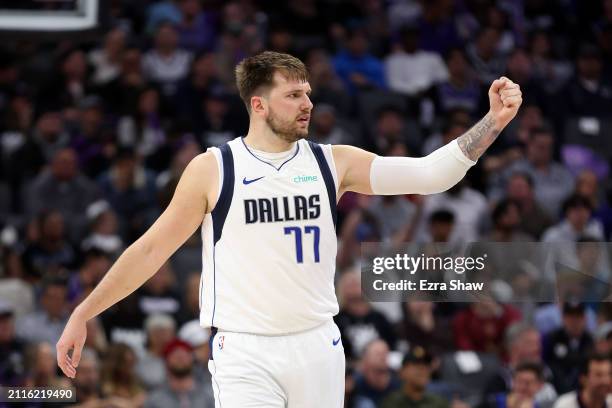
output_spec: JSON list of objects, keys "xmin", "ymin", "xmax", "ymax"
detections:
[{"xmin": 302, "ymin": 95, "xmax": 313, "ymax": 111}]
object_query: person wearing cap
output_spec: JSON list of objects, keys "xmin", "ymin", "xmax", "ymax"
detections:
[
  {"xmin": 144, "ymin": 338, "xmax": 214, "ymax": 408},
  {"xmin": 178, "ymin": 319, "xmax": 213, "ymax": 389},
  {"xmin": 544, "ymin": 301, "xmax": 594, "ymax": 394},
  {"xmin": 136, "ymin": 312, "xmax": 176, "ymax": 390},
  {"xmin": 380, "ymin": 346, "xmax": 448, "ymax": 408}
]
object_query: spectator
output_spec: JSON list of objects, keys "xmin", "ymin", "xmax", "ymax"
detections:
[
  {"xmin": 415, "ymin": 180, "xmax": 488, "ymax": 245},
  {"xmin": 117, "ymin": 86, "xmax": 167, "ymax": 158},
  {"xmin": 335, "ymin": 271, "xmax": 396, "ymax": 360},
  {"xmin": 89, "ymin": 27, "xmax": 127, "ymax": 86},
  {"xmin": 544, "ymin": 302, "xmax": 595, "ymax": 394},
  {"xmin": 453, "ymin": 299, "xmax": 521, "ymax": 356},
  {"xmin": 367, "ymin": 193, "xmax": 417, "ymax": 243},
  {"xmin": 484, "ymin": 322, "xmax": 557, "ymax": 406},
  {"xmin": 23, "ymin": 341, "xmax": 71, "ymax": 389},
  {"xmin": 37, "ymin": 48, "xmax": 91, "ymax": 112},
  {"xmin": 67, "ymin": 248, "xmax": 111, "ymax": 305},
  {"xmin": 306, "ymin": 49, "xmax": 350, "ymax": 115},
  {"xmin": 100, "ymin": 342, "xmax": 146, "ymax": 406},
  {"xmin": 16, "ymin": 276, "xmax": 69, "ymax": 345},
  {"xmin": 70, "ymin": 95, "xmax": 115, "ymax": 178},
  {"xmin": 21, "ymin": 211, "xmax": 76, "ymax": 279},
  {"xmin": 423, "ymin": 115, "xmax": 470, "ymax": 155},
  {"xmin": 24, "ymin": 147, "xmax": 100, "ymax": 241},
  {"xmin": 81, "ymin": 200, "xmax": 124, "ymax": 256},
  {"xmin": 381, "ymin": 346, "xmax": 448, "ymax": 408},
  {"xmin": 528, "ymin": 30, "xmax": 573, "ymax": 94},
  {"xmin": 176, "ymin": 0, "xmax": 218, "ymax": 53},
  {"xmin": 309, "ymin": 104, "xmax": 353, "ymax": 145},
  {"xmin": 0, "ymin": 301, "xmax": 26, "ymax": 386},
  {"xmin": 333, "ymin": 28, "xmax": 386, "ymax": 94},
  {"xmin": 144, "ymin": 338, "xmax": 214, "ymax": 408},
  {"xmin": 143, "ymin": 22, "xmax": 192, "ymax": 98},
  {"xmin": 543, "ymin": 194, "xmax": 605, "ymax": 242},
  {"xmin": 369, "ymin": 105, "xmax": 422, "ymax": 156},
  {"xmin": 488, "ymin": 362, "xmax": 546, "ymax": 408},
  {"xmin": 174, "ymin": 52, "xmax": 222, "ymax": 123},
  {"xmin": 195, "ymin": 86, "xmax": 242, "ymax": 147},
  {"xmin": 100, "ymin": 47, "xmax": 146, "ymax": 116},
  {"xmin": 136, "ymin": 313, "xmax": 175, "ymax": 390},
  {"xmin": 72, "ymin": 347, "xmax": 102, "ymax": 405},
  {"xmin": 178, "ymin": 319, "xmax": 212, "ymax": 386},
  {"xmin": 97, "ymin": 147, "xmax": 159, "ymax": 241},
  {"xmin": 8, "ymin": 109, "xmax": 69, "ymax": 192},
  {"xmin": 435, "ymin": 49, "xmax": 482, "ymax": 116},
  {"xmin": 416, "ymin": 0, "xmax": 462, "ymax": 55},
  {"xmin": 137, "ymin": 262, "xmax": 181, "ymax": 319},
  {"xmin": 575, "ymin": 169, "xmax": 612, "ymax": 240},
  {"xmin": 176, "ymin": 272, "xmax": 201, "ymax": 325},
  {"xmin": 385, "ymin": 25, "xmax": 449, "ymax": 97},
  {"xmin": 553, "ymin": 352, "xmax": 611, "ymax": 408},
  {"xmin": 156, "ymin": 138, "xmax": 201, "ymax": 211},
  {"xmin": 427, "ymin": 209, "xmax": 456, "ymax": 243},
  {"xmin": 396, "ymin": 301, "xmax": 455, "ymax": 357},
  {"xmin": 354, "ymin": 339, "xmax": 400, "ymax": 407},
  {"xmin": 557, "ymin": 44, "xmax": 612, "ymax": 120},
  {"xmin": 485, "ymin": 199, "xmax": 534, "ymax": 242},
  {"xmin": 490, "ymin": 126, "xmax": 575, "ymax": 218},
  {"xmin": 466, "ymin": 27, "xmax": 507, "ymax": 84},
  {"xmin": 504, "ymin": 172, "xmax": 553, "ymax": 239}
]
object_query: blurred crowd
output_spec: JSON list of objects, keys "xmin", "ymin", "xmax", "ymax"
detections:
[{"xmin": 1, "ymin": 0, "xmax": 612, "ymax": 407}]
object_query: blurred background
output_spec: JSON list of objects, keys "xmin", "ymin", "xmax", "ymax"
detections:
[{"xmin": 1, "ymin": 0, "xmax": 612, "ymax": 407}]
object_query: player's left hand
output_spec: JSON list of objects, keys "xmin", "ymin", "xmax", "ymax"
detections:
[{"xmin": 488, "ymin": 76, "xmax": 522, "ymax": 130}]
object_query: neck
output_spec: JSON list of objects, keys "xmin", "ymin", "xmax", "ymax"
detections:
[
  {"xmin": 404, "ymin": 383, "xmax": 425, "ymax": 401},
  {"xmin": 244, "ymin": 122, "xmax": 296, "ymax": 152},
  {"xmin": 169, "ymin": 376, "xmax": 194, "ymax": 393}
]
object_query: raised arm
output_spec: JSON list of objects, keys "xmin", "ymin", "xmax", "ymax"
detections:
[
  {"xmin": 333, "ymin": 77, "xmax": 522, "ymax": 196},
  {"xmin": 56, "ymin": 151, "xmax": 219, "ymax": 378}
]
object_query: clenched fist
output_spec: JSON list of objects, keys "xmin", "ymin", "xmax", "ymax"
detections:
[{"xmin": 488, "ymin": 76, "xmax": 523, "ymax": 130}]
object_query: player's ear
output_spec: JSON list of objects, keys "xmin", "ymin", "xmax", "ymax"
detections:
[{"xmin": 251, "ymin": 95, "xmax": 267, "ymax": 116}]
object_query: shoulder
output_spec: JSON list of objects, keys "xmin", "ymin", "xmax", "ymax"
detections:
[
  {"xmin": 553, "ymin": 391, "xmax": 578, "ymax": 408},
  {"xmin": 185, "ymin": 151, "xmax": 218, "ymax": 175}
]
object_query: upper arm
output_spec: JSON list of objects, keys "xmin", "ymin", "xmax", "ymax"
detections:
[
  {"xmin": 132, "ymin": 151, "xmax": 219, "ymax": 263},
  {"xmin": 332, "ymin": 145, "xmax": 376, "ymax": 197}
]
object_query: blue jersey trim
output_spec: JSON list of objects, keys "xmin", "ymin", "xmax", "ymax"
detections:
[
  {"xmin": 240, "ymin": 136, "xmax": 300, "ymax": 171},
  {"xmin": 307, "ymin": 141, "xmax": 337, "ymax": 229},
  {"xmin": 212, "ymin": 143, "xmax": 235, "ymax": 244}
]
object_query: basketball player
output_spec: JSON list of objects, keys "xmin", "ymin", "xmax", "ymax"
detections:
[{"xmin": 57, "ymin": 51, "xmax": 522, "ymax": 407}]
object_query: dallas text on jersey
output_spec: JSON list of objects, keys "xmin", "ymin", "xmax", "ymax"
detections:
[{"xmin": 244, "ymin": 194, "xmax": 321, "ymax": 224}]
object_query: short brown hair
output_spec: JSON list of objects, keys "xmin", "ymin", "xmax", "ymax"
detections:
[{"xmin": 235, "ymin": 51, "xmax": 308, "ymax": 113}]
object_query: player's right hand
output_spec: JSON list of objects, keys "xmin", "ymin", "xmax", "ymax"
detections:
[{"xmin": 56, "ymin": 313, "xmax": 87, "ymax": 378}]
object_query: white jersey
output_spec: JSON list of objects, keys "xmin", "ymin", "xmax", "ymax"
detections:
[{"xmin": 199, "ymin": 137, "xmax": 339, "ymax": 335}]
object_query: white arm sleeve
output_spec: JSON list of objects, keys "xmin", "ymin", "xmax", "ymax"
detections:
[{"xmin": 369, "ymin": 139, "xmax": 477, "ymax": 195}]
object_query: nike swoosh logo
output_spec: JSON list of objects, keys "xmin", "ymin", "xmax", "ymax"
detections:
[
  {"xmin": 243, "ymin": 176, "xmax": 265, "ymax": 185},
  {"xmin": 332, "ymin": 337, "xmax": 341, "ymax": 346}
]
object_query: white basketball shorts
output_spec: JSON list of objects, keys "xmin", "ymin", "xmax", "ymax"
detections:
[{"xmin": 207, "ymin": 319, "xmax": 345, "ymax": 407}]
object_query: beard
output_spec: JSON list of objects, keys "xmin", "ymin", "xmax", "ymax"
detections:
[
  {"xmin": 168, "ymin": 364, "xmax": 193, "ymax": 379},
  {"xmin": 266, "ymin": 107, "xmax": 309, "ymax": 143}
]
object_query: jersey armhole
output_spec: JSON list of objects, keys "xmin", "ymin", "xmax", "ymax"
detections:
[
  {"xmin": 207, "ymin": 146, "xmax": 224, "ymax": 212},
  {"xmin": 320, "ymin": 144, "xmax": 339, "ymax": 194}
]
